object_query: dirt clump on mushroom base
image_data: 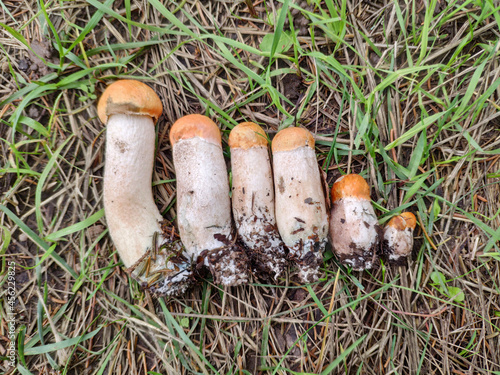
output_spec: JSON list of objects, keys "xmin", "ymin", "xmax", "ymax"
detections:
[
  {"xmin": 206, "ymin": 245, "xmax": 249, "ymax": 286},
  {"xmin": 126, "ymin": 219, "xmax": 193, "ymax": 296}
]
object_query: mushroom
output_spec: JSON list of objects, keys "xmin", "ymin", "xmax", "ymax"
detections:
[
  {"xmin": 98, "ymin": 80, "xmax": 192, "ymax": 296},
  {"xmin": 170, "ymin": 114, "xmax": 248, "ymax": 286},
  {"xmin": 329, "ymin": 174, "xmax": 380, "ymax": 271},
  {"xmin": 381, "ymin": 212, "xmax": 417, "ymax": 265},
  {"xmin": 229, "ymin": 122, "xmax": 286, "ymax": 279},
  {"xmin": 272, "ymin": 127, "xmax": 329, "ymax": 283}
]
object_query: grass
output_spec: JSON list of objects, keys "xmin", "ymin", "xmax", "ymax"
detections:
[{"xmin": 1, "ymin": 0, "xmax": 499, "ymax": 374}]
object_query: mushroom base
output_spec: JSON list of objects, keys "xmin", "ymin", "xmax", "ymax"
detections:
[
  {"xmin": 244, "ymin": 243, "xmax": 286, "ymax": 281},
  {"xmin": 329, "ymin": 198, "xmax": 381, "ymax": 271},
  {"xmin": 206, "ymin": 246, "xmax": 249, "ymax": 286},
  {"xmin": 381, "ymin": 224, "xmax": 413, "ymax": 266},
  {"xmin": 381, "ymin": 239, "xmax": 410, "ymax": 266},
  {"xmin": 127, "ymin": 248, "xmax": 193, "ymax": 296},
  {"xmin": 333, "ymin": 245, "xmax": 377, "ymax": 271},
  {"xmin": 126, "ymin": 221, "xmax": 193, "ymax": 296},
  {"xmin": 287, "ymin": 238, "xmax": 326, "ymax": 283},
  {"xmin": 292, "ymin": 250, "xmax": 323, "ymax": 283}
]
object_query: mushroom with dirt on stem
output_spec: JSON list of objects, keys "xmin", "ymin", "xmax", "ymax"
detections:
[
  {"xmin": 329, "ymin": 173, "xmax": 380, "ymax": 271},
  {"xmin": 229, "ymin": 122, "xmax": 286, "ymax": 279},
  {"xmin": 272, "ymin": 127, "xmax": 329, "ymax": 283},
  {"xmin": 382, "ymin": 212, "xmax": 417, "ymax": 265},
  {"xmin": 98, "ymin": 79, "xmax": 192, "ymax": 295},
  {"xmin": 170, "ymin": 114, "xmax": 249, "ymax": 286}
]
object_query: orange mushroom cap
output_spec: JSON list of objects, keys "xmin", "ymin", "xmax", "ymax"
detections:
[
  {"xmin": 97, "ymin": 80, "xmax": 163, "ymax": 124},
  {"xmin": 386, "ymin": 212, "xmax": 417, "ymax": 231},
  {"xmin": 331, "ymin": 174, "xmax": 371, "ymax": 202},
  {"xmin": 271, "ymin": 127, "xmax": 315, "ymax": 153},
  {"xmin": 228, "ymin": 122, "xmax": 268, "ymax": 149},
  {"xmin": 169, "ymin": 114, "xmax": 222, "ymax": 147}
]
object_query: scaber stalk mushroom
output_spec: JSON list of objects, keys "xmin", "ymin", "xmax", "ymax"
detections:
[
  {"xmin": 229, "ymin": 122, "xmax": 286, "ymax": 279},
  {"xmin": 382, "ymin": 212, "xmax": 416, "ymax": 265},
  {"xmin": 272, "ymin": 127, "xmax": 329, "ymax": 283},
  {"xmin": 169, "ymin": 114, "xmax": 248, "ymax": 286},
  {"xmin": 98, "ymin": 80, "xmax": 192, "ymax": 296},
  {"xmin": 329, "ymin": 174, "xmax": 380, "ymax": 271}
]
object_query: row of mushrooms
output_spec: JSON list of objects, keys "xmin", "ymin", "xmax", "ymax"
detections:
[{"xmin": 98, "ymin": 80, "xmax": 416, "ymax": 296}]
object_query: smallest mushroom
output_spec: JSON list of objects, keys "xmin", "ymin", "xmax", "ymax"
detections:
[{"xmin": 382, "ymin": 212, "xmax": 417, "ymax": 265}]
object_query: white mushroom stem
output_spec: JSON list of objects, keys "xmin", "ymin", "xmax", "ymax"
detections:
[
  {"xmin": 173, "ymin": 137, "xmax": 233, "ymax": 256},
  {"xmin": 104, "ymin": 114, "xmax": 163, "ymax": 267},
  {"xmin": 382, "ymin": 212, "xmax": 416, "ymax": 265},
  {"xmin": 272, "ymin": 128, "xmax": 329, "ymax": 283},
  {"xmin": 230, "ymin": 145, "xmax": 286, "ymax": 279},
  {"xmin": 170, "ymin": 114, "xmax": 249, "ymax": 286},
  {"xmin": 98, "ymin": 79, "xmax": 191, "ymax": 296},
  {"xmin": 329, "ymin": 174, "xmax": 380, "ymax": 271},
  {"xmin": 273, "ymin": 147, "xmax": 328, "ymax": 254}
]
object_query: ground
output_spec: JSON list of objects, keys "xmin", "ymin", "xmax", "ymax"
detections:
[{"xmin": 1, "ymin": 0, "xmax": 500, "ymax": 374}]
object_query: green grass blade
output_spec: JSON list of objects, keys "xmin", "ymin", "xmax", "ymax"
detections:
[
  {"xmin": 0, "ymin": 205, "xmax": 78, "ymax": 278},
  {"xmin": 45, "ymin": 209, "xmax": 104, "ymax": 242},
  {"xmin": 320, "ymin": 334, "xmax": 367, "ymax": 374},
  {"xmin": 24, "ymin": 328, "xmax": 101, "ymax": 355}
]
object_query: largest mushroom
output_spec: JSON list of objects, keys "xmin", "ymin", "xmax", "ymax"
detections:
[{"xmin": 98, "ymin": 80, "xmax": 192, "ymax": 295}]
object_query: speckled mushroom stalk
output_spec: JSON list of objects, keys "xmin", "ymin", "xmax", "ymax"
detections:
[
  {"xmin": 382, "ymin": 212, "xmax": 416, "ymax": 265},
  {"xmin": 329, "ymin": 174, "xmax": 380, "ymax": 271},
  {"xmin": 229, "ymin": 122, "xmax": 286, "ymax": 279},
  {"xmin": 98, "ymin": 80, "xmax": 191, "ymax": 296},
  {"xmin": 272, "ymin": 127, "xmax": 329, "ymax": 283},
  {"xmin": 170, "ymin": 114, "xmax": 248, "ymax": 286}
]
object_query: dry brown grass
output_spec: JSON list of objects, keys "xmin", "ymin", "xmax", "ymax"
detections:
[{"xmin": 1, "ymin": 0, "xmax": 499, "ymax": 374}]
